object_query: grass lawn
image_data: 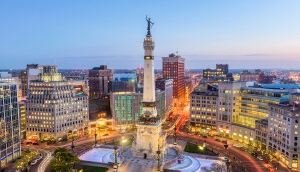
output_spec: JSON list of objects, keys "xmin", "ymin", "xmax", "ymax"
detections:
[
  {"xmin": 184, "ymin": 142, "xmax": 217, "ymax": 156},
  {"xmin": 80, "ymin": 165, "xmax": 108, "ymax": 172}
]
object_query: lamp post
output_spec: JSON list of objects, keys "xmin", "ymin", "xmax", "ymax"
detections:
[
  {"xmin": 113, "ymin": 141, "xmax": 118, "ymax": 172},
  {"xmin": 71, "ymin": 135, "xmax": 75, "ymax": 151},
  {"xmin": 173, "ymin": 125, "xmax": 177, "ymax": 146},
  {"xmin": 94, "ymin": 128, "xmax": 97, "ymax": 148},
  {"xmin": 26, "ymin": 144, "xmax": 30, "ymax": 153},
  {"xmin": 121, "ymin": 138, "xmax": 127, "ymax": 154},
  {"xmin": 156, "ymin": 144, "xmax": 161, "ymax": 172}
]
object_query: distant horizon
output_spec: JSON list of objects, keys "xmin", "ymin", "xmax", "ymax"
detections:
[
  {"xmin": 1, "ymin": 1, "xmax": 300, "ymax": 69},
  {"xmin": 1, "ymin": 68, "xmax": 300, "ymax": 71}
]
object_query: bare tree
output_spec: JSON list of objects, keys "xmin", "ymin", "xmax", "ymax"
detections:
[{"xmin": 202, "ymin": 162, "xmax": 226, "ymax": 172}]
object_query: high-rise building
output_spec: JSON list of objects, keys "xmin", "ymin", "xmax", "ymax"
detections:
[
  {"xmin": 162, "ymin": 53, "xmax": 185, "ymax": 99},
  {"xmin": 189, "ymin": 83, "xmax": 218, "ymax": 136},
  {"xmin": 268, "ymin": 99, "xmax": 300, "ymax": 169},
  {"xmin": 155, "ymin": 78, "xmax": 173, "ymax": 113},
  {"xmin": 110, "ymin": 89, "xmax": 165, "ymax": 129},
  {"xmin": 240, "ymin": 69, "xmax": 276, "ymax": 84},
  {"xmin": 203, "ymin": 64, "xmax": 233, "ymax": 82},
  {"xmin": 255, "ymin": 119, "xmax": 268, "ymax": 152},
  {"xmin": 0, "ymin": 82, "xmax": 21, "ymax": 168},
  {"xmin": 110, "ymin": 74, "xmax": 137, "ymax": 93},
  {"xmin": 87, "ymin": 65, "xmax": 113, "ymax": 99},
  {"xmin": 20, "ymin": 64, "xmax": 43, "ymax": 97},
  {"xmin": 217, "ymin": 82, "xmax": 293, "ymax": 146},
  {"xmin": 26, "ymin": 66, "xmax": 89, "ymax": 141}
]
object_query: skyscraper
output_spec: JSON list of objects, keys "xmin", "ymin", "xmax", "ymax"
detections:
[
  {"xmin": 20, "ymin": 64, "xmax": 43, "ymax": 97},
  {"xmin": 162, "ymin": 53, "xmax": 185, "ymax": 100},
  {"xmin": 0, "ymin": 82, "xmax": 21, "ymax": 168}
]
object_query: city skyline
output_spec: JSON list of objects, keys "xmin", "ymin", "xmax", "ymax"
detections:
[{"xmin": 1, "ymin": 1, "xmax": 300, "ymax": 69}]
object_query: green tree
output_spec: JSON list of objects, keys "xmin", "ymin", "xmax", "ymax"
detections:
[{"xmin": 50, "ymin": 148, "xmax": 80, "ymax": 172}]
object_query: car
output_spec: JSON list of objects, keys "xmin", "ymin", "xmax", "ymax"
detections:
[
  {"xmin": 120, "ymin": 130, "xmax": 126, "ymax": 134},
  {"xmin": 232, "ymin": 144, "xmax": 240, "ymax": 147},
  {"xmin": 32, "ymin": 142, "xmax": 39, "ymax": 145},
  {"xmin": 239, "ymin": 146, "xmax": 245, "ymax": 151},
  {"xmin": 36, "ymin": 156, "xmax": 43, "ymax": 161},
  {"xmin": 30, "ymin": 159, "xmax": 37, "ymax": 166},
  {"xmin": 202, "ymin": 135, "xmax": 208, "ymax": 138},
  {"xmin": 223, "ymin": 157, "xmax": 229, "ymax": 162},
  {"xmin": 214, "ymin": 138, "xmax": 221, "ymax": 142},
  {"xmin": 103, "ymin": 133, "xmax": 109, "ymax": 136},
  {"xmin": 257, "ymin": 156, "xmax": 263, "ymax": 161},
  {"xmin": 221, "ymin": 140, "xmax": 227, "ymax": 144},
  {"xmin": 251, "ymin": 152, "xmax": 258, "ymax": 157}
]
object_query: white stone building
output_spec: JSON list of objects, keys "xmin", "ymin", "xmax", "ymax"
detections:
[{"xmin": 26, "ymin": 66, "xmax": 89, "ymax": 141}]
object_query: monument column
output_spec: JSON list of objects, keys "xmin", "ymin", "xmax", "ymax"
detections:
[{"xmin": 133, "ymin": 16, "xmax": 166, "ymax": 159}]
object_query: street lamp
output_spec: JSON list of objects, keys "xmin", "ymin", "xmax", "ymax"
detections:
[
  {"xmin": 121, "ymin": 138, "xmax": 127, "ymax": 153},
  {"xmin": 173, "ymin": 125, "xmax": 177, "ymax": 146},
  {"xmin": 156, "ymin": 144, "xmax": 161, "ymax": 172},
  {"xmin": 113, "ymin": 140, "xmax": 119, "ymax": 172},
  {"xmin": 26, "ymin": 144, "xmax": 30, "ymax": 153},
  {"xmin": 71, "ymin": 135, "xmax": 75, "ymax": 151},
  {"xmin": 94, "ymin": 128, "xmax": 98, "ymax": 148}
]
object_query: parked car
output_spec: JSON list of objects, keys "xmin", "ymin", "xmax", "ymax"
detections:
[
  {"xmin": 32, "ymin": 142, "xmax": 39, "ymax": 145},
  {"xmin": 251, "ymin": 152, "xmax": 258, "ymax": 157},
  {"xmin": 202, "ymin": 135, "xmax": 208, "ymax": 138},
  {"xmin": 239, "ymin": 146, "xmax": 245, "ymax": 151},
  {"xmin": 30, "ymin": 159, "xmax": 37, "ymax": 166},
  {"xmin": 214, "ymin": 138, "xmax": 221, "ymax": 142},
  {"xmin": 103, "ymin": 133, "xmax": 109, "ymax": 136},
  {"xmin": 221, "ymin": 140, "xmax": 227, "ymax": 144},
  {"xmin": 257, "ymin": 156, "xmax": 263, "ymax": 161}
]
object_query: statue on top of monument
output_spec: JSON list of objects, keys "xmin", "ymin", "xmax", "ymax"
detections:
[{"xmin": 146, "ymin": 15, "xmax": 154, "ymax": 32}]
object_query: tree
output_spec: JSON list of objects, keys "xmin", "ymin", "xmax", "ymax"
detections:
[
  {"xmin": 50, "ymin": 148, "xmax": 80, "ymax": 172},
  {"xmin": 202, "ymin": 162, "xmax": 226, "ymax": 172}
]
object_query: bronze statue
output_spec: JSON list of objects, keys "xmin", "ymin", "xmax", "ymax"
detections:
[{"xmin": 146, "ymin": 15, "xmax": 154, "ymax": 31}]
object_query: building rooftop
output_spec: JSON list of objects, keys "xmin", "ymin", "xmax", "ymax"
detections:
[
  {"xmin": 261, "ymin": 84, "xmax": 300, "ymax": 89},
  {"xmin": 269, "ymin": 103, "xmax": 300, "ymax": 114},
  {"xmin": 113, "ymin": 74, "xmax": 137, "ymax": 81}
]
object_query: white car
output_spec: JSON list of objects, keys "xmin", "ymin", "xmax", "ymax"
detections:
[
  {"xmin": 120, "ymin": 130, "xmax": 126, "ymax": 134},
  {"xmin": 257, "ymin": 156, "xmax": 263, "ymax": 161},
  {"xmin": 30, "ymin": 159, "xmax": 37, "ymax": 165},
  {"xmin": 36, "ymin": 156, "xmax": 42, "ymax": 161}
]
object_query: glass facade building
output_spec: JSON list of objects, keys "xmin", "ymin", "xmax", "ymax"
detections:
[{"xmin": 0, "ymin": 83, "xmax": 21, "ymax": 168}]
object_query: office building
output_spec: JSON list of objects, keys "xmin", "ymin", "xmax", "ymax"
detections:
[
  {"xmin": 190, "ymin": 83, "xmax": 218, "ymax": 136},
  {"xmin": 203, "ymin": 64, "xmax": 233, "ymax": 82},
  {"xmin": 162, "ymin": 53, "xmax": 185, "ymax": 99},
  {"xmin": 155, "ymin": 78, "xmax": 173, "ymax": 113},
  {"xmin": 110, "ymin": 74, "xmax": 137, "ymax": 93},
  {"xmin": 240, "ymin": 69, "xmax": 276, "ymax": 84},
  {"xmin": 26, "ymin": 66, "xmax": 89, "ymax": 141},
  {"xmin": 87, "ymin": 65, "xmax": 113, "ymax": 99},
  {"xmin": 268, "ymin": 98, "xmax": 300, "ymax": 169},
  {"xmin": 20, "ymin": 64, "xmax": 43, "ymax": 97},
  {"xmin": 0, "ymin": 83, "xmax": 21, "ymax": 168},
  {"xmin": 111, "ymin": 89, "xmax": 165, "ymax": 129}
]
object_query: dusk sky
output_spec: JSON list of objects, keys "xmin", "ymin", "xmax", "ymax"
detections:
[{"xmin": 1, "ymin": 1, "xmax": 300, "ymax": 70}]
